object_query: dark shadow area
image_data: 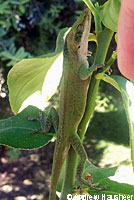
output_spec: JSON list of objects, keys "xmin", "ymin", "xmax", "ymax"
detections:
[
  {"xmin": 0, "ymin": 143, "xmax": 54, "ymax": 200},
  {"xmin": 88, "ymin": 109, "xmax": 129, "ymax": 145}
]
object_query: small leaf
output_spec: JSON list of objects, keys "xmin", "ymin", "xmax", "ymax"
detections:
[
  {"xmin": 100, "ymin": 0, "xmax": 121, "ymax": 32},
  {"xmin": 9, "ymin": 43, "xmax": 16, "ymax": 54},
  {"xmin": 15, "ymin": 47, "xmax": 25, "ymax": 58},
  {"xmin": 19, "ymin": 4, "xmax": 25, "ymax": 13},
  {"xmin": 88, "ymin": 33, "xmax": 97, "ymax": 43},
  {"xmin": 7, "ymin": 59, "xmax": 17, "ymax": 67},
  {"xmin": 0, "ymin": 51, "xmax": 15, "ymax": 60},
  {"xmin": 95, "ymin": 73, "xmax": 121, "ymax": 91},
  {"xmin": 11, "ymin": 16, "xmax": 18, "ymax": 30},
  {"xmin": 0, "ymin": 105, "xmax": 54, "ymax": 150},
  {"xmin": 5, "ymin": 19, "xmax": 11, "ymax": 30}
]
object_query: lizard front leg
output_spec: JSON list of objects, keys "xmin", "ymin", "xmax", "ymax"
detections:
[
  {"xmin": 70, "ymin": 134, "xmax": 108, "ymax": 191},
  {"xmin": 79, "ymin": 64, "xmax": 104, "ymax": 81},
  {"xmin": 28, "ymin": 107, "xmax": 59, "ymax": 134}
]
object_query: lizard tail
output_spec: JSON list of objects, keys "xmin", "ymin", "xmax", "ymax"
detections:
[
  {"xmin": 49, "ymin": 142, "xmax": 70, "ymax": 200},
  {"xmin": 49, "ymin": 184, "xmax": 57, "ymax": 200}
]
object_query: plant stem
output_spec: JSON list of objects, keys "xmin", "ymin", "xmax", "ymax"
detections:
[
  {"xmin": 83, "ymin": 0, "xmax": 96, "ymax": 14},
  {"xmin": 79, "ymin": 27, "xmax": 114, "ymax": 140},
  {"xmin": 60, "ymin": 27, "xmax": 114, "ymax": 198},
  {"xmin": 60, "ymin": 147, "xmax": 78, "ymax": 200},
  {"xmin": 83, "ymin": 0, "xmax": 102, "ymax": 32}
]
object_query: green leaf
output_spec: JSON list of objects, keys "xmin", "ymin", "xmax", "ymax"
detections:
[
  {"xmin": 11, "ymin": 16, "xmax": 17, "ymax": 30},
  {"xmin": 9, "ymin": 43, "xmax": 16, "ymax": 54},
  {"xmin": 96, "ymin": 74, "xmax": 134, "ymax": 169},
  {"xmin": 83, "ymin": 160, "xmax": 118, "ymax": 183},
  {"xmin": 0, "ymin": 27, "xmax": 6, "ymax": 37},
  {"xmin": 8, "ymin": 52, "xmax": 63, "ymax": 113},
  {"xmin": 0, "ymin": 106, "xmax": 54, "ymax": 149},
  {"xmin": 7, "ymin": 59, "xmax": 18, "ymax": 67},
  {"xmin": 0, "ymin": 51, "xmax": 15, "ymax": 60},
  {"xmin": 0, "ymin": 46, "xmax": 31, "ymax": 67},
  {"xmin": 19, "ymin": 4, "xmax": 25, "ymax": 14},
  {"xmin": 7, "ymin": 28, "xmax": 68, "ymax": 114},
  {"xmin": 0, "ymin": 2, "xmax": 9, "ymax": 14},
  {"xmin": 100, "ymin": 0, "xmax": 121, "ymax": 32},
  {"xmin": 57, "ymin": 160, "xmax": 117, "ymax": 193},
  {"xmin": 20, "ymin": 0, "xmax": 30, "ymax": 4},
  {"xmin": 95, "ymin": 73, "xmax": 121, "ymax": 91},
  {"xmin": 8, "ymin": 0, "xmax": 20, "ymax": 5},
  {"xmin": 15, "ymin": 47, "xmax": 25, "ymax": 58},
  {"xmin": 5, "ymin": 19, "xmax": 11, "ymax": 30},
  {"xmin": 89, "ymin": 178, "xmax": 134, "ymax": 198}
]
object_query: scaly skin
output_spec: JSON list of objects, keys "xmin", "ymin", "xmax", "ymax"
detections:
[{"xmin": 49, "ymin": 9, "xmax": 91, "ymax": 200}]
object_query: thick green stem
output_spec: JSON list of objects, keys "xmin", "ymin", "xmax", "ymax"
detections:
[
  {"xmin": 60, "ymin": 27, "xmax": 114, "ymax": 198},
  {"xmin": 79, "ymin": 28, "xmax": 114, "ymax": 140},
  {"xmin": 79, "ymin": 77, "xmax": 100, "ymax": 140},
  {"xmin": 60, "ymin": 147, "xmax": 78, "ymax": 200}
]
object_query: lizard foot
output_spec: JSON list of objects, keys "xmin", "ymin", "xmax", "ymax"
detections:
[
  {"xmin": 106, "ymin": 67, "xmax": 112, "ymax": 75},
  {"xmin": 79, "ymin": 177, "xmax": 108, "ymax": 191},
  {"xmin": 29, "ymin": 128, "xmax": 42, "ymax": 135},
  {"xmin": 27, "ymin": 110, "xmax": 54, "ymax": 134},
  {"xmin": 27, "ymin": 114, "xmax": 41, "ymax": 134}
]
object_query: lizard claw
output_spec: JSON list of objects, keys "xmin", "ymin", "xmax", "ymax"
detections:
[{"xmin": 30, "ymin": 128, "xmax": 41, "ymax": 134}]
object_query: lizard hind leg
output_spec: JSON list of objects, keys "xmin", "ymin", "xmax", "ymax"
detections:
[{"xmin": 70, "ymin": 134, "xmax": 107, "ymax": 191}]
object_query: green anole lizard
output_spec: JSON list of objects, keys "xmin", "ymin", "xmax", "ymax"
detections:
[
  {"xmin": 48, "ymin": 8, "xmax": 106, "ymax": 200},
  {"xmin": 28, "ymin": 8, "xmax": 105, "ymax": 200}
]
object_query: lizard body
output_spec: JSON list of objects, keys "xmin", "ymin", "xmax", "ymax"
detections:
[
  {"xmin": 27, "ymin": 8, "xmax": 106, "ymax": 199},
  {"xmin": 49, "ymin": 8, "xmax": 94, "ymax": 200}
]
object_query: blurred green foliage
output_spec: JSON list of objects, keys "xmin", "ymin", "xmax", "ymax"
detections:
[
  {"xmin": 0, "ymin": 0, "xmax": 84, "ymax": 98},
  {"xmin": 0, "ymin": 0, "xmax": 32, "ymax": 66}
]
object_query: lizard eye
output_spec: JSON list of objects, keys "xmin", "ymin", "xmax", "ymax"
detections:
[
  {"xmin": 77, "ymin": 24, "xmax": 84, "ymax": 32},
  {"xmin": 74, "ymin": 24, "xmax": 84, "ymax": 42}
]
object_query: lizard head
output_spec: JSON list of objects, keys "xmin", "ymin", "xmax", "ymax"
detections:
[{"xmin": 64, "ymin": 8, "xmax": 91, "ymax": 58}]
